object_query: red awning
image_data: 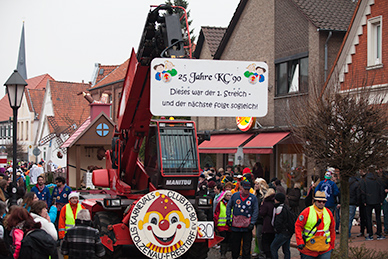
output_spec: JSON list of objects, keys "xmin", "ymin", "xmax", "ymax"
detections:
[
  {"xmin": 199, "ymin": 134, "xmax": 253, "ymax": 153},
  {"xmin": 243, "ymin": 132, "xmax": 290, "ymax": 154}
]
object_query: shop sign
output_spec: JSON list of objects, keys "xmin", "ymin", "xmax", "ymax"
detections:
[
  {"xmin": 236, "ymin": 117, "xmax": 256, "ymax": 131},
  {"xmin": 150, "ymin": 58, "xmax": 268, "ymax": 117}
]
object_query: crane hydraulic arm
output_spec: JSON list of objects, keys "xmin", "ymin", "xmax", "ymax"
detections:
[{"xmin": 112, "ymin": 5, "xmax": 188, "ymax": 190}]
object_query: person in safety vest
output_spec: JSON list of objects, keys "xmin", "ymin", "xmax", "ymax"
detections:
[
  {"xmin": 58, "ymin": 191, "xmax": 85, "ymax": 239},
  {"xmin": 295, "ymin": 191, "xmax": 335, "ymax": 259},
  {"xmin": 214, "ymin": 190, "xmax": 232, "ymax": 259}
]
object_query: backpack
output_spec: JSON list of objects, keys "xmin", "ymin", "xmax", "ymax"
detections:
[
  {"xmin": 0, "ymin": 226, "xmax": 14, "ymax": 259},
  {"xmin": 285, "ymin": 205, "xmax": 298, "ymax": 234}
]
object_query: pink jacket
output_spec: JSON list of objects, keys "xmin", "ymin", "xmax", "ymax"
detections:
[{"xmin": 12, "ymin": 228, "xmax": 24, "ymax": 259}]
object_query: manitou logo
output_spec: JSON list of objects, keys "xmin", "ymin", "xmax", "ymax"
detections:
[{"xmin": 166, "ymin": 179, "xmax": 192, "ymax": 186}]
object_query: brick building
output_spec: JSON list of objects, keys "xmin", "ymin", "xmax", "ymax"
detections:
[{"xmin": 194, "ymin": 0, "xmax": 357, "ymax": 186}]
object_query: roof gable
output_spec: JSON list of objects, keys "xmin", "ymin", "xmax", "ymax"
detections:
[
  {"xmin": 214, "ymin": 0, "xmax": 248, "ymax": 59},
  {"xmin": 194, "ymin": 26, "xmax": 227, "ymax": 58},
  {"xmin": 325, "ymin": 0, "xmax": 384, "ymax": 92},
  {"xmin": 214, "ymin": 0, "xmax": 357, "ymax": 59},
  {"xmin": 0, "ymin": 74, "xmax": 53, "ymax": 122},
  {"xmin": 61, "ymin": 112, "xmax": 114, "ymax": 148},
  {"xmin": 92, "ymin": 59, "xmax": 130, "ymax": 89},
  {"xmin": 26, "ymin": 74, "xmax": 54, "ymax": 89}
]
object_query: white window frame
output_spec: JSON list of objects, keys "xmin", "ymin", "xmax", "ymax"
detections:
[
  {"xmin": 25, "ymin": 121, "xmax": 28, "ymax": 140},
  {"xmin": 20, "ymin": 121, "xmax": 23, "ymax": 140},
  {"xmin": 367, "ymin": 16, "xmax": 382, "ymax": 68}
]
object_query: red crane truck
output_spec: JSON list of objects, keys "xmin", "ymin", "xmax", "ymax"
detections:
[{"xmin": 80, "ymin": 4, "xmax": 216, "ymax": 259}]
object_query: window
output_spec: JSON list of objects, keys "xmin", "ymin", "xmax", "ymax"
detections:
[
  {"xmin": 367, "ymin": 16, "xmax": 382, "ymax": 67},
  {"xmin": 96, "ymin": 123, "xmax": 110, "ymax": 137},
  {"xmin": 20, "ymin": 122, "xmax": 23, "ymax": 140},
  {"xmin": 25, "ymin": 121, "xmax": 28, "ymax": 140},
  {"xmin": 159, "ymin": 127, "xmax": 199, "ymax": 173},
  {"xmin": 276, "ymin": 56, "xmax": 308, "ymax": 96}
]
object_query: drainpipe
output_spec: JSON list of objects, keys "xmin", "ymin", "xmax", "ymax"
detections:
[{"xmin": 324, "ymin": 31, "xmax": 333, "ymax": 80}]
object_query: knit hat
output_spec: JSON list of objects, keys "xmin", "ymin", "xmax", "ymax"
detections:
[
  {"xmin": 314, "ymin": 191, "xmax": 327, "ymax": 201},
  {"xmin": 69, "ymin": 192, "xmax": 79, "ymax": 199},
  {"xmin": 242, "ymin": 167, "xmax": 251, "ymax": 175},
  {"xmin": 241, "ymin": 180, "xmax": 251, "ymax": 190},
  {"xmin": 325, "ymin": 167, "xmax": 335, "ymax": 179},
  {"xmin": 207, "ymin": 180, "xmax": 216, "ymax": 189},
  {"xmin": 274, "ymin": 192, "xmax": 286, "ymax": 204}
]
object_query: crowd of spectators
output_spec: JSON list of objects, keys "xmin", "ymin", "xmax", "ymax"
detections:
[
  {"xmin": 198, "ymin": 164, "xmax": 300, "ymax": 259},
  {"xmin": 0, "ymin": 162, "xmax": 105, "ymax": 259},
  {"xmin": 199, "ymin": 164, "xmax": 388, "ymax": 258}
]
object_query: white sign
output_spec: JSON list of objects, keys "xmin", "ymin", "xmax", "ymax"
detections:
[
  {"xmin": 197, "ymin": 221, "xmax": 214, "ymax": 239},
  {"xmin": 150, "ymin": 58, "xmax": 268, "ymax": 117},
  {"xmin": 129, "ymin": 190, "xmax": 197, "ymax": 259}
]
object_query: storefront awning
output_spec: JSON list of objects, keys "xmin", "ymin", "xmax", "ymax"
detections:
[
  {"xmin": 199, "ymin": 134, "xmax": 253, "ymax": 153},
  {"xmin": 243, "ymin": 132, "xmax": 290, "ymax": 154}
]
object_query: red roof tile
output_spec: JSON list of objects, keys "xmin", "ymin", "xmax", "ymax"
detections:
[
  {"xmin": 0, "ymin": 96, "xmax": 12, "ymax": 122},
  {"xmin": 93, "ymin": 59, "xmax": 129, "ymax": 88},
  {"xmin": 25, "ymin": 88, "xmax": 45, "ymax": 119},
  {"xmin": 0, "ymin": 74, "xmax": 53, "ymax": 122},
  {"xmin": 25, "ymin": 74, "xmax": 53, "ymax": 89},
  {"xmin": 95, "ymin": 65, "xmax": 118, "ymax": 85},
  {"xmin": 61, "ymin": 117, "xmax": 91, "ymax": 148},
  {"xmin": 49, "ymin": 80, "xmax": 91, "ymax": 131}
]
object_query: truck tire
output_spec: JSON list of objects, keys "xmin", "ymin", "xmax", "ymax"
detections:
[
  {"xmin": 180, "ymin": 241, "xmax": 209, "ymax": 259},
  {"xmin": 94, "ymin": 211, "xmax": 122, "ymax": 259},
  {"xmin": 179, "ymin": 208, "xmax": 209, "ymax": 259}
]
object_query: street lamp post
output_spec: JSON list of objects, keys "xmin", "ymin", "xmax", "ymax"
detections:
[{"xmin": 4, "ymin": 70, "xmax": 27, "ymax": 206}]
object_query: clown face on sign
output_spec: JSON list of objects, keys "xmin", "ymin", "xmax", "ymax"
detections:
[
  {"xmin": 129, "ymin": 190, "xmax": 197, "ymax": 259},
  {"xmin": 139, "ymin": 193, "xmax": 190, "ymax": 248}
]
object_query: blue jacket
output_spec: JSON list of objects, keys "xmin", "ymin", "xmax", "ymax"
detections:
[
  {"xmin": 31, "ymin": 185, "xmax": 52, "ymax": 207},
  {"xmin": 49, "ymin": 205, "xmax": 58, "ymax": 223},
  {"xmin": 52, "ymin": 185, "xmax": 72, "ymax": 210},
  {"xmin": 315, "ymin": 179, "xmax": 339, "ymax": 207},
  {"xmin": 226, "ymin": 192, "xmax": 258, "ymax": 232}
]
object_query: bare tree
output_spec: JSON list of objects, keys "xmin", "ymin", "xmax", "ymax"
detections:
[
  {"xmin": 288, "ymin": 77, "xmax": 388, "ymax": 257},
  {"xmin": 4, "ymin": 140, "xmax": 26, "ymax": 161}
]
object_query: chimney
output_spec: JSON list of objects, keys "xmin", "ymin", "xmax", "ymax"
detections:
[{"xmin": 90, "ymin": 103, "xmax": 111, "ymax": 121}]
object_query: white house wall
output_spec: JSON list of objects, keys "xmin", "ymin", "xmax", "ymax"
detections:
[
  {"xmin": 18, "ymin": 94, "xmax": 37, "ymax": 161},
  {"xmin": 34, "ymin": 81, "xmax": 67, "ymax": 168}
]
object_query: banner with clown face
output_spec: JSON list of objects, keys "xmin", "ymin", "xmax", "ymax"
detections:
[{"xmin": 129, "ymin": 190, "xmax": 198, "ymax": 259}]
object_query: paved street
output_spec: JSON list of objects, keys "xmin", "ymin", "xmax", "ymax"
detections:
[
  {"xmin": 207, "ymin": 243, "xmax": 300, "ymax": 259},
  {"xmin": 57, "ymin": 224, "xmax": 388, "ymax": 259}
]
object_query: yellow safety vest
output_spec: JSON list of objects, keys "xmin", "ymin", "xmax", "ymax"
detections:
[
  {"xmin": 303, "ymin": 206, "xmax": 331, "ymax": 252},
  {"xmin": 218, "ymin": 201, "xmax": 233, "ymax": 227},
  {"xmin": 218, "ymin": 202, "xmax": 227, "ymax": 226},
  {"xmin": 64, "ymin": 203, "xmax": 83, "ymax": 230}
]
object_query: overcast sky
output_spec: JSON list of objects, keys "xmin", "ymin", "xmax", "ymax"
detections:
[{"xmin": 0, "ymin": 0, "xmax": 239, "ymax": 98}]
